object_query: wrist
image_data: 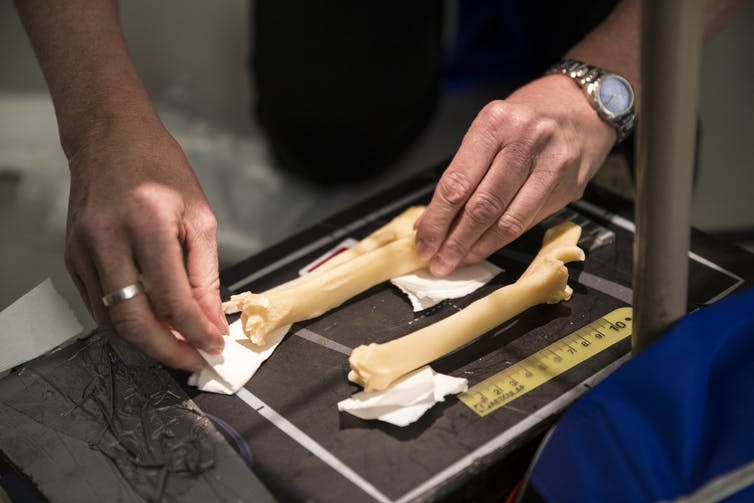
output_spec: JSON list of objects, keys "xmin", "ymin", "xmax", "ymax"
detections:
[
  {"xmin": 59, "ymin": 96, "xmax": 163, "ymax": 162},
  {"xmin": 546, "ymin": 60, "xmax": 636, "ymax": 145}
]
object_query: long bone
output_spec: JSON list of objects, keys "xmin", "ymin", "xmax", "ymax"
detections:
[
  {"xmin": 223, "ymin": 206, "xmax": 426, "ymax": 313},
  {"xmin": 223, "ymin": 206, "xmax": 427, "ymax": 345},
  {"xmin": 223, "ymin": 207, "xmax": 426, "ymax": 344},
  {"xmin": 232, "ymin": 233, "xmax": 428, "ymax": 345},
  {"xmin": 313, "ymin": 206, "xmax": 425, "ymax": 274},
  {"xmin": 348, "ymin": 222, "xmax": 585, "ymax": 391}
]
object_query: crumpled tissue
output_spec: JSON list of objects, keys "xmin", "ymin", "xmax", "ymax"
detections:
[
  {"xmin": 337, "ymin": 366, "xmax": 468, "ymax": 427},
  {"xmin": 391, "ymin": 261, "xmax": 502, "ymax": 311},
  {"xmin": 188, "ymin": 319, "xmax": 291, "ymax": 394}
]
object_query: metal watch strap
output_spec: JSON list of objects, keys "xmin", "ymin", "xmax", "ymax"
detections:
[
  {"xmin": 548, "ymin": 59, "xmax": 602, "ymax": 86},
  {"xmin": 547, "ymin": 59, "xmax": 635, "ymax": 144}
]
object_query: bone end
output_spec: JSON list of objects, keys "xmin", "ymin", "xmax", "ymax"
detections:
[
  {"xmin": 543, "ymin": 221, "xmax": 582, "ymax": 248},
  {"xmin": 525, "ymin": 257, "xmax": 573, "ymax": 304},
  {"xmin": 552, "ymin": 245, "xmax": 586, "ymax": 264},
  {"xmin": 347, "ymin": 369, "xmax": 364, "ymax": 387},
  {"xmin": 239, "ymin": 294, "xmax": 291, "ymax": 345},
  {"xmin": 222, "ymin": 292, "xmax": 254, "ymax": 314},
  {"xmin": 348, "ymin": 343, "xmax": 399, "ymax": 391},
  {"xmin": 548, "ymin": 262, "xmax": 571, "ymax": 302}
]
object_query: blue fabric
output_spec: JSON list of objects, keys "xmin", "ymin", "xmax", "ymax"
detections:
[
  {"xmin": 529, "ymin": 287, "xmax": 754, "ymax": 502},
  {"xmin": 444, "ymin": 0, "xmax": 621, "ymax": 93},
  {"xmin": 444, "ymin": 1, "xmax": 532, "ymax": 91}
]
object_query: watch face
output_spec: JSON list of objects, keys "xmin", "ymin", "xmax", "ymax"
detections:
[{"xmin": 598, "ymin": 75, "xmax": 633, "ymax": 115}]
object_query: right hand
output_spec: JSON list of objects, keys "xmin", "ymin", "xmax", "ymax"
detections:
[{"xmin": 64, "ymin": 116, "xmax": 227, "ymax": 371}]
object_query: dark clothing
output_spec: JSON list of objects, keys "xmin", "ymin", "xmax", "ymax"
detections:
[
  {"xmin": 252, "ymin": 0, "xmax": 618, "ymax": 185},
  {"xmin": 445, "ymin": 0, "xmax": 618, "ymax": 90}
]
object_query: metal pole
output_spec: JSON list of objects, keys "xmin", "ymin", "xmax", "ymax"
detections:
[{"xmin": 633, "ymin": 0, "xmax": 703, "ymax": 354}]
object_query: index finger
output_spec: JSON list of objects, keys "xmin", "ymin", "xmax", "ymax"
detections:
[{"xmin": 415, "ymin": 104, "xmax": 504, "ymax": 259}]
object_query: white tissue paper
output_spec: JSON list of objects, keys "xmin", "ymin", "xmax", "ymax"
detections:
[
  {"xmin": 391, "ymin": 261, "xmax": 502, "ymax": 311},
  {"xmin": 0, "ymin": 279, "xmax": 83, "ymax": 375},
  {"xmin": 337, "ymin": 366, "xmax": 468, "ymax": 427},
  {"xmin": 188, "ymin": 319, "xmax": 291, "ymax": 394}
]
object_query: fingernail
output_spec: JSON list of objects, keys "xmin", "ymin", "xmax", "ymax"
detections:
[
  {"xmin": 416, "ymin": 239, "xmax": 435, "ymax": 260},
  {"xmin": 461, "ymin": 255, "xmax": 477, "ymax": 266},
  {"xmin": 208, "ymin": 338, "xmax": 225, "ymax": 354},
  {"xmin": 430, "ymin": 256, "xmax": 453, "ymax": 277}
]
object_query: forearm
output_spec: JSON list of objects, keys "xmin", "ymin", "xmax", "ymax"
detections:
[
  {"xmin": 564, "ymin": 0, "xmax": 641, "ymax": 104},
  {"xmin": 565, "ymin": 0, "xmax": 750, "ymax": 108},
  {"xmin": 14, "ymin": 0, "xmax": 158, "ymax": 158}
]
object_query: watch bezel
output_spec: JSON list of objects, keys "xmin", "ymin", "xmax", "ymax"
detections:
[{"xmin": 587, "ymin": 73, "xmax": 635, "ymax": 121}]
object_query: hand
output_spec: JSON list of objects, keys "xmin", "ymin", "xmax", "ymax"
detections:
[
  {"xmin": 415, "ymin": 74, "xmax": 616, "ymax": 276},
  {"xmin": 64, "ymin": 116, "xmax": 227, "ymax": 371}
]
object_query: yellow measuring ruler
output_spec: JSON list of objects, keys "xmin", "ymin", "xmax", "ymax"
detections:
[{"xmin": 459, "ymin": 307, "xmax": 633, "ymax": 417}]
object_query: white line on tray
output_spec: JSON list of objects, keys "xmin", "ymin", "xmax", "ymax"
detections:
[
  {"xmin": 393, "ymin": 355, "xmax": 629, "ymax": 503},
  {"xmin": 571, "ymin": 199, "xmax": 745, "ymax": 304},
  {"xmin": 235, "ymin": 388, "xmax": 391, "ymax": 503},
  {"xmin": 294, "ymin": 328, "xmax": 352, "ymax": 356}
]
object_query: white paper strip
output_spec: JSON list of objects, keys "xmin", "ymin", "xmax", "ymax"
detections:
[{"xmin": 0, "ymin": 279, "xmax": 83, "ymax": 374}]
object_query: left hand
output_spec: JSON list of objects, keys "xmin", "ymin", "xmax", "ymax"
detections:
[{"xmin": 415, "ymin": 74, "xmax": 617, "ymax": 276}]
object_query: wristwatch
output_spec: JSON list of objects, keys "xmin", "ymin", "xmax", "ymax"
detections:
[{"xmin": 547, "ymin": 59, "xmax": 636, "ymax": 144}]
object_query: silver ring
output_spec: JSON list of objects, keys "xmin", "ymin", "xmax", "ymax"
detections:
[{"xmin": 101, "ymin": 281, "xmax": 144, "ymax": 307}]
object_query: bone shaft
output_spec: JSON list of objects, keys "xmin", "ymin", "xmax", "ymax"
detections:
[
  {"xmin": 268, "ymin": 236, "xmax": 427, "ymax": 322},
  {"xmin": 314, "ymin": 206, "xmax": 424, "ymax": 274},
  {"xmin": 369, "ymin": 267, "xmax": 563, "ymax": 379}
]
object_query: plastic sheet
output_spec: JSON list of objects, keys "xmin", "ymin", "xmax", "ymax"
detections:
[{"xmin": 3, "ymin": 332, "xmax": 216, "ymax": 502}]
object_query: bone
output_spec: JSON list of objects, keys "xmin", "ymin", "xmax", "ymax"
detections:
[
  {"xmin": 348, "ymin": 221, "xmax": 585, "ymax": 391},
  {"xmin": 314, "ymin": 206, "xmax": 425, "ymax": 274},
  {"xmin": 236, "ymin": 234, "xmax": 428, "ymax": 345},
  {"xmin": 222, "ymin": 206, "xmax": 426, "ymax": 314}
]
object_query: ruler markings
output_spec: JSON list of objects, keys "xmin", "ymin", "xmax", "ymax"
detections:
[{"xmin": 459, "ymin": 307, "xmax": 633, "ymax": 417}]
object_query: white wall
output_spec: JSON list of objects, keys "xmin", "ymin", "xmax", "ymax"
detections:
[
  {"xmin": 0, "ymin": 0, "xmax": 251, "ymax": 129},
  {"xmin": 120, "ymin": 0, "xmax": 252, "ymax": 130},
  {"xmin": 693, "ymin": 1, "xmax": 754, "ymax": 231}
]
